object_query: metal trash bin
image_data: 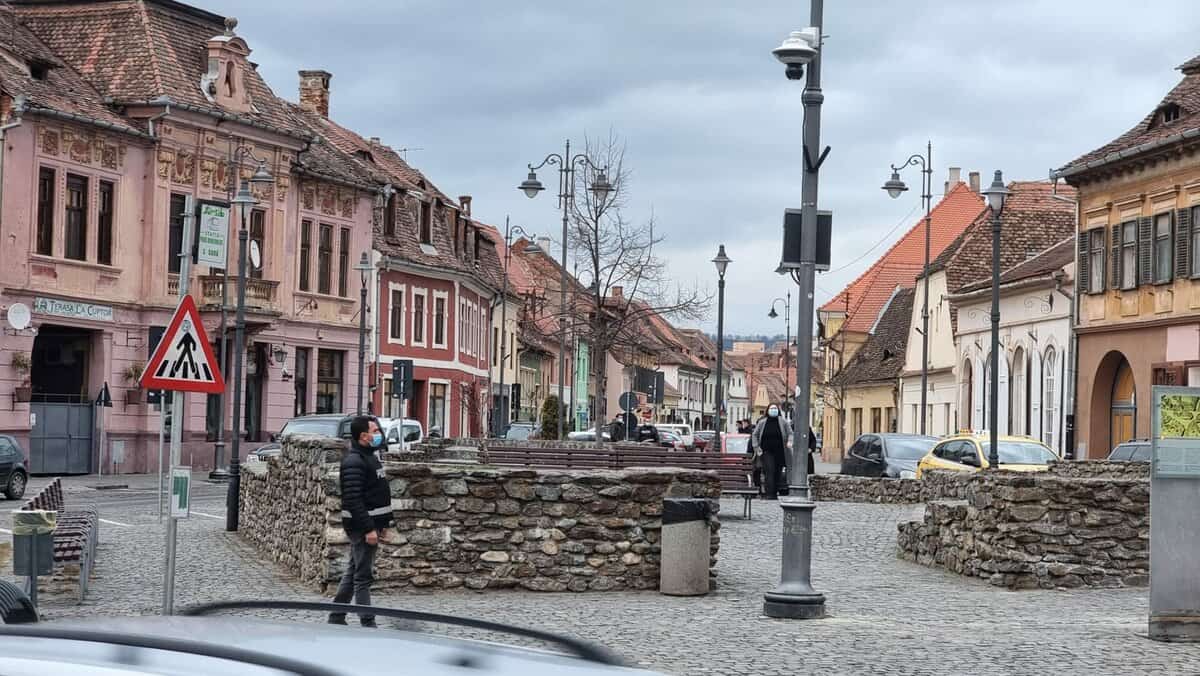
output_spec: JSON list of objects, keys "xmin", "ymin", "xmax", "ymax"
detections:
[
  {"xmin": 660, "ymin": 498, "xmax": 712, "ymax": 596},
  {"xmin": 12, "ymin": 510, "xmax": 56, "ymax": 608}
]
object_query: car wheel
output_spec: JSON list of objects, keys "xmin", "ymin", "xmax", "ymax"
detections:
[{"xmin": 4, "ymin": 471, "xmax": 26, "ymax": 500}]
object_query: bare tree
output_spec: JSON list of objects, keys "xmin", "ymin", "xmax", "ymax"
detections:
[{"xmin": 520, "ymin": 133, "xmax": 709, "ymax": 438}]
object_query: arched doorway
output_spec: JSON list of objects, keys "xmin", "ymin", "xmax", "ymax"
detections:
[
  {"xmin": 1012, "ymin": 347, "xmax": 1026, "ymax": 436},
  {"xmin": 960, "ymin": 359, "xmax": 973, "ymax": 433},
  {"xmin": 1111, "ymin": 358, "xmax": 1135, "ymax": 449}
]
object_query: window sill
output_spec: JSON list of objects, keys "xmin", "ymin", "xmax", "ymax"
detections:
[
  {"xmin": 30, "ymin": 254, "xmax": 121, "ymax": 275},
  {"xmin": 295, "ymin": 290, "xmax": 355, "ymax": 305}
]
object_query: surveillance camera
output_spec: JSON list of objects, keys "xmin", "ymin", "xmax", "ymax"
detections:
[{"xmin": 785, "ymin": 63, "xmax": 806, "ymax": 80}]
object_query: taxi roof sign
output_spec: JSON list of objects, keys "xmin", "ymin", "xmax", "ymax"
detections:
[{"xmin": 141, "ymin": 295, "xmax": 225, "ymax": 394}]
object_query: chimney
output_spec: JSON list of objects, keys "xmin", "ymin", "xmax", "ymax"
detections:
[
  {"xmin": 944, "ymin": 166, "xmax": 962, "ymax": 193},
  {"xmin": 612, "ymin": 286, "xmax": 624, "ymax": 302},
  {"xmin": 298, "ymin": 69, "xmax": 332, "ymax": 117},
  {"xmin": 368, "ymin": 137, "xmax": 380, "ymax": 146},
  {"xmin": 969, "ymin": 171, "xmax": 981, "ymax": 194},
  {"xmin": 458, "ymin": 195, "xmax": 472, "ymax": 217},
  {"xmin": 537, "ymin": 236, "xmax": 552, "ymax": 253}
]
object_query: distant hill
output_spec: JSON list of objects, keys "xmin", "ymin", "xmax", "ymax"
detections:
[{"xmin": 705, "ymin": 333, "xmax": 787, "ymax": 350}]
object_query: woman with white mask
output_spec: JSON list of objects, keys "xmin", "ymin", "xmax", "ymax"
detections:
[{"xmin": 752, "ymin": 403, "xmax": 792, "ymax": 499}]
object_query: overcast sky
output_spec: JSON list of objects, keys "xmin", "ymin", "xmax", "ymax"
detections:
[{"xmin": 210, "ymin": 0, "xmax": 1200, "ymax": 336}]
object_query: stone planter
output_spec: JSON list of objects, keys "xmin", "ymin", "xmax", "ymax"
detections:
[{"xmin": 13, "ymin": 386, "xmax": 31, "ymax": 403}]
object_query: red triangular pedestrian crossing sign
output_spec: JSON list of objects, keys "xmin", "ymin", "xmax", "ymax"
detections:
[{"xmin": 141, "ymin": 295, "xmax": 225, "ymax": 394}]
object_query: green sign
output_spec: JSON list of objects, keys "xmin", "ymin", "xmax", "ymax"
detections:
[
  {"xmin": 196, "ymin": 202, "xmax": 231, "ymax": 268},
  {"xmin": 33, "ymin": 297, "xmax": 113, "ymax": 322},
  {"xmin": 170, "ymin": 466, "xmax": 191, "ymax": 518},
  {"xmin": 1152, "ymin": 387, "xmax": 1200, "ymax": 478}
]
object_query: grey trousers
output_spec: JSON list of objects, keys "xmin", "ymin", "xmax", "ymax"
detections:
[{"xmin": 330, "ymin": 530, "xmax": 377, "ymax": 623}]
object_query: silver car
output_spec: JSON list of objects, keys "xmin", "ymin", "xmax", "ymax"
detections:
[{"xmin": 0, "ymin": 600, "xmax": 663, "ymax": 675}]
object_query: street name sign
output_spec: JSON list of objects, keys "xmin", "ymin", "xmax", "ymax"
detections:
[{"xmin": 141, "ymin": 295, "xmax": 225, "ymax": 394}]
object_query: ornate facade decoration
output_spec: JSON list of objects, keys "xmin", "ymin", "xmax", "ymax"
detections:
[
  {"xmin": 301, "ymin": 184, "xmax": 315, "ymax": 211},
  {"xmin": 319, "ymin": 185, "xmax": 337, "ymax": 215},
  {"xmin": 339, "ymin": 194, "xmax": 354, "ymax": 217},
  {"xmin": 200, "ymin": 159, "xmax": 218, "ymax": 188},
  {"xmin": 37, "ymin": 125, "xmax": 128, "ymax": 171},
  {"xmin": 157, "ymin": 149, "xmax": 173, "ymax": 180},
  {"xmin": 40, "ymin": 128, "xmax": 59, "ymax": 155},
  {"xmin": 275, "ymin": 175, "xmax": 290, "ymax": 202},
  {"xmin": 171, "ymin": 151, "xmax": 195, "ymax": 185}
]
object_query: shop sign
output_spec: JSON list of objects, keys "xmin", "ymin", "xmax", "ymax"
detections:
[{"xmin": 33, "ymin": 297, "xmax": 113, "ymax": 322}]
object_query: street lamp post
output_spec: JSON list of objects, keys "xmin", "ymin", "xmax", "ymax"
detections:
[
  {"xmin": 355, "ymin": 252, "xmax": 373, "ymax": 415},
  {"xmin": 712, "ymin": 245, "xmax": 731, "ymax": 450},
  {"xmin": 520, "ymin": 141, "xmax": 614, "ymax": 440},
  {"xmin": 225, "ymin": 160, "xmax": 273, "ymax": 532},
  {"xmin": 765, "ymin": 7, "xmax": 827, "ymax": 620},
  {"xmin": 495, "ymin": 219, "xmax": 538, "ymax": 437},
  {"xmin": 981, "ymin": 171, "xmax": 1009, "ymax": 469},
  {"xmin": 768, "ymin": 292, "xmax": 792, "ymax": 417},
  {"xmin": 882, "ymin": 141, "xmax": 934, "ymax": 435}
]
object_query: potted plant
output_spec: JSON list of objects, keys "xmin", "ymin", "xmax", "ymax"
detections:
[
  {"xmin": 10, "ymin": 352, "xmax": 30, "ymax": 403},
  {"xmin": 124, "ymin": 362, "xmax": 145, "ymax": 403}
]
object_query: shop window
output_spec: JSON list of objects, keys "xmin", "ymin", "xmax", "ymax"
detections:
[{"xmin": 429, "ymin": 382, "xmax": 447, "ymax": 435}]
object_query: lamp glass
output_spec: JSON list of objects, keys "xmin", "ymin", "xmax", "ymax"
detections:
[
  {"xmin": 711, "ymin": 245, "xmax": 731, "ymax": 277},
  {"xmin": 882, "ymin": 171, "xmax": 908, "ymax": 199},
  {"xmin": 982, "ymin": 170, "xmax": 1009, "ymax": 212},
  {"xmin": 768, "ymin": 307, "xmax": 778, "ymax": 319},
  {"xmin": 519, "ymin": 170, "xmax": 544, "ymax": 199},
  {"xmin": 249, "ymin": 161, "xmax": 273, "ymax": 186},
  {"xmin": 590, "ymin": 171, "xmax": 614, "ymax": 200},
  {"xmin": 231, "ymin": 180, "xmax": 257, "ymax": 206}
]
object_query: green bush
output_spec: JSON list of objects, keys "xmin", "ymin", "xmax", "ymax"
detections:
[{"xmin": 540, "ymin": 395, "xmax": 561, "ymax": 440}]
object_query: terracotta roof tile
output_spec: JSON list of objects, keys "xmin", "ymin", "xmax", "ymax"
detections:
[
  {"xmin": 1059, "ymin": 55, "xmax": 1200, "ymax": 176},
  {"xmin": 830, "ymin": 287, "xmax": 914, "ymax": 387},
  {"xmin": 752, "ymin": 372, "xmax": 788, "ymax": 403},
  {"xmin": 821, "ymin": 182, "xmax": 984, "ymax": 333}
]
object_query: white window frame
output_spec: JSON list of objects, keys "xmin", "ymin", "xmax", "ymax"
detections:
[
  {"xmin": 1043, "ymin": 347, "xmax": 1058, "ymax": 450},
  {"xmin": 411, "ymin": 287, "xmax": 428, "ymax": 348},
  {"xmin": 432, "ymin": 290, "xmax": 449, "ymax": 350},
  {"xmin": 387, "ymin": 282, "xmax": 406, "ymax": 345}
]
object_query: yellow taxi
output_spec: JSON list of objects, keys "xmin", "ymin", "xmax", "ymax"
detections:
[{"xmin": 914, "ymin": 432, "xmax": 1059, "ymax": 478}]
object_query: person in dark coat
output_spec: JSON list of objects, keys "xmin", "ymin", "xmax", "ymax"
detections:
[
  {"xmin": 636, "ymin": 422, "xmax": 660, "ymax": 443},
  {"xmin": 752, "ymin": 404, "xmax": 792, "ymax": 499},
  {"xmin": 807, "ymin": 425, "xmax": 817, "ymax": 476},
  {"xmin": 329, "ymin": 416, "xmax": 393, "ymax": 627}
]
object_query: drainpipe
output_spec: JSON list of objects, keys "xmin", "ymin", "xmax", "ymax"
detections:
[
  {"xmin": 1049, "ymin": 178, "xmax": 1079, "ymax": 459},
  {"xmin": 146, "ymin": 96, "xmax": 172, "ymax": 139}
]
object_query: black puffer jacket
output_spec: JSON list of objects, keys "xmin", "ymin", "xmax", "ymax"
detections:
[{"xmin": 339, "ymin": 441, "xmax": 393, "ymax": 534}]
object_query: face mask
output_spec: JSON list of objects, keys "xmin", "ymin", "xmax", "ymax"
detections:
[
  {"xmin": 370, "ymin": 432, "xmax": 384, "ymax": 448},
  {"xmin": 768, "ymin": 408, "xmax": 779, "ymax": 418}
]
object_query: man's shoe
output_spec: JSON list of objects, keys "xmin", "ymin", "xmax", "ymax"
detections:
[
  {"xmin": 327, "ymin": 614, "xmax": 348, "ymax": 625},
  {"xmin": 360, "ymin": 618, "xmax": 378, "ymax": 628}
]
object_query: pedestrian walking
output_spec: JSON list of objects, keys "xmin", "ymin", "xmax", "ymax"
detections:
[
  {"xmin": 752, "ymin": 404, "xmax": 792, "ymax": 499},
  {"xmin": 807, "ymin": 425, "xmax": 817, "ymax": 476},
  {"xmin": 329, "ymin": 416, "xmax": 393, "ymax": 627}
]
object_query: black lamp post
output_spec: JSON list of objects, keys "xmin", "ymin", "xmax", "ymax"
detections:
[
  {"xmin": 495, "ymin": 219, "xmax": 538, "ymax": 437},
  {"xmin": 765, "ymin": 9, "xmax": 826, "ymax": 620},
  {"xmin": 882, "ymin": 142, "xmax": 934, "ymax": 435},
  {"xmin": 225, "ymin": 160, "xmax": 272, "ymax": 532},
  {"xmin": 768, "ymin": 292, "xmax": 792, "ymax": 416},
  {"xmin": 712, "ymin": 245, "xmax": 731, "ymax": 450},
  {"xmin": 355, "ymin": 252, "xmax": 373, "ymax": 415},
  {"xmin": 981, "ymin": 170, "xmax": 1009, "ymax": 469},
  {"xmin": 520, "ymin": 141, "xmax": 614, "ymax": 440}
]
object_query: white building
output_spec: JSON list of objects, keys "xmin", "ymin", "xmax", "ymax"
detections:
[
  {"xmin": 948, "ymin": 238, "xmax": 1073, "ymax": 455},
  {"xmin": 724, "ymin": 356, "xmax": 750, "ymax": 433}
]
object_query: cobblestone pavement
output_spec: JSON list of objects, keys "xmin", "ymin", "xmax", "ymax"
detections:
[{"xmin": 10, "ymin": 475, "xmax": 1200, "ymax": 675}]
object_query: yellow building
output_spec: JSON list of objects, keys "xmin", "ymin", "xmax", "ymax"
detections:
[{"xmin": 1054, "ymin": 54, "xmax": 1200, "ymax": 458}]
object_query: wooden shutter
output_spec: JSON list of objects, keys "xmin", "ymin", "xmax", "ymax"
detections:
[
  {"xmin": 1139, "ymin": 216, "xmax": 1154, "ymax": 285},
  {"xmin": 1178, "ymin": 207, "xmax": 1192, "ymax": 279},
  {"xmin": 1111, "ymin": 224, "xmax": 1121, "ymax": 289},
  {"xmin": 1078, "ymin": 230, "xmax": 1090, "ymax": 295}
]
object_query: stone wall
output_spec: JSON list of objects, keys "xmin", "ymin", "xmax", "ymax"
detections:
[
  {"xmin": 810, "ymin": 471, "xmax": 967, "ymax": 504},
  {"xmin": 897, "ymin": 472, "xmax": 1149, "ymax": 590},
  {"xmin": 1047, "ymin": 460, "xmax": 1149, "ymax": 480},
  {"xmin": 239, "ymin": 436, "xmax": 722, "ymax": 593}
]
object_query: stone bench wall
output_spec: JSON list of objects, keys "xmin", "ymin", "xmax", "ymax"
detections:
[
  {"xmin": 240, "ymin": 436, "xmax": 721, "ymax": 593},
  {"xmin": 897, "ymin": 472, "xmax": 1149, "ymax": 590}
]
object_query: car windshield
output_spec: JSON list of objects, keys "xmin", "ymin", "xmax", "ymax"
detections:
[
  {"xmin": 403, "ymin": 424, "xmax": 421, "ymax": 442},
  {"xmin": 279, "ymin": 418, "xmax": 341, "ymax": 438},
  {"xmin": 981, "ymin": 441, "xmax": 1058, "ymax": 464},
  {"xmin": 725, "ymin": 437, "xmax": 749, "ymax": 454},
  {"xmin": 507, "ymin": 426, "xmax": 533, "ymax": 440},
  {"xmin": 1129, "ymin": 445, "xmax": 1152, "ymax": 462},
  {"xmin": 887, "ymin": 438, "xmax": 935, "ymax": 460}
]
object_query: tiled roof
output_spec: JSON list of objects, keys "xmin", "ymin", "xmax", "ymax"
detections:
[
  {"xmin": 996, "ymin": 236, "xmax": 1074, "ymax": 287},
  {"xmin": 15, "ymin": 0, "xmax": 302, "ymax": 133},
  {"xmin": 1058, "ymin": 55, "xmax": 1200, "ymax": 177},
  {"xmin": 722, "ymin": 353, "xmax": 747, "ymax": 372},
  {"xmin": 943, "ymin": 182, "xmax": 1076, "ymax": 298},
  {"xmin": 753, "ymin": 371, "xmax": 788, "ymax": 403},
  {"xmin": 821, "ymin": 182, "xmax": 984, "ymax": 333},
  {"xmin": 830, "ymin": 287, "xmax": 914, "ymax": 388},
  {"xmin": 0, "ymin": 12, "xmax": 142, "ymax": 135}
]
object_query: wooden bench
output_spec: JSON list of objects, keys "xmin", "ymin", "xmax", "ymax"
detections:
[
  {"xmin": 21, "ymin": 478, "xmax": 99, "ymax": 601},
  {"xmin": 485, "ymin": 443, "xmax": 760, "ymax": 518}
]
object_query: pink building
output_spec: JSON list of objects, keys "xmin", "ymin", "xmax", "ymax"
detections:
[{"xmin": 0, "ymin": 2, "xmax": 376, "ymax": 473}]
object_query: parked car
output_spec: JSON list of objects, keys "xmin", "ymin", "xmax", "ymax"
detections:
[
  {"xmin": 840, "ymin": 433, "xmax": 938, "ymax": 479},
  {"xmin": 0, "ymin": 599, "xmax": 663, "ymax": 675},
  {"xmin": 504, "ymin": 422, "xmax": 538, "ymax": 440},
  {"xmin": 916, "ymin": 433, "xmax": 1059, "ymax": 478},
  {"xmin": 1107, "ymin": 439, "xmax": 1151, "ymax": 462},
  {"xmin": 694, "ymin": 430, "xmax": 716, "ymax": 451},
  {"xmin": 0, "ymin": 434, "xmax": 28, "ymax": 500},
  {"xmin": 274, "ymin": 413, "xmax": 349, "ymax": 441},
  {"xmin": 567, "ymin": 430, "xmax": 612, "ymax": 441},
  {"xmin": 655, "ymin": 424, "xmax": 694, "ymax": 449},
  {"xmin": 656, "ymin": 430, "xmax": 686, "ymax": 452},
  {"xmin": 246, "ymin": 443, "xmax": 281, "ymax": 463},
  {"xmin": 376, "ymin": 417, "xmax": 424, "ymax": 451}
]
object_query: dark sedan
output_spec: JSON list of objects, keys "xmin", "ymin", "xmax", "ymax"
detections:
[
  {"xmin": 1107, "ymin": 440, "xmax": 1151, "ymax": 462},
  {"xmin": 840, "ymin": 433, "xmax": 938, "ymax": 479},
  {"xmin": 0, "ymin": 435, "xmax": 28, "ymax": 499}
]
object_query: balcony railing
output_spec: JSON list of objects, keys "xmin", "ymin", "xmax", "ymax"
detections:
[{"xmin": 198, "ymin": 275, "xmax": 279, "ymax": 310}]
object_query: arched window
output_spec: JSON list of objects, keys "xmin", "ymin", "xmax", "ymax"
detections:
[
  {"xmin": 960, "ymin": 359, "xmax": 973, "ymax": 433},
  {"xmin": 1043, "ymin": 347, "xmax": 1057, "ymax": 450},
  {"xmin": 1012, "ymin": 347, "xmax": 1026, "ymax": 436}
]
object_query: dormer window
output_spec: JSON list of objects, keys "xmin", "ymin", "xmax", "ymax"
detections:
[
  {"xmin": 419, "ymin": 200, "xmax": 432, "ymax": 244},
  {"xmin": 29, "ymin": 60, "xmax": 51, "ymax": 81},
  {"xmin": 355, "ymin": 150, "xmax": 375, "ymax": 164},
  {"xmin": 1152, "ymin": 102, "xmax": 1182, "ymax": 127}
]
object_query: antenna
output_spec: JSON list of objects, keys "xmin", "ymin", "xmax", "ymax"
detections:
[{"xmin": 397, "ymin": 147, "xmax": 424, "ymax": 161}]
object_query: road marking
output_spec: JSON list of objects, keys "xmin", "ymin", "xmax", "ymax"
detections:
[
  {"xmin": 191, "ymin": 511, "xmax": 224, "ymax": 520},
  {"xmin": 99, "ymin": 518, "xmax": 132, "ymax": 527}
]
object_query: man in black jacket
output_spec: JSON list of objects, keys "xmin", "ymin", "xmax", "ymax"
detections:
[{"xmin": 329, "ymin": 416, "xmax": 393, "ymax": 627}]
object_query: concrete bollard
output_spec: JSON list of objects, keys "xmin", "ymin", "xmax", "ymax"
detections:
[{"xmin": 660, "ymin": 498, "xmax": 711, "ymax": 596}]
